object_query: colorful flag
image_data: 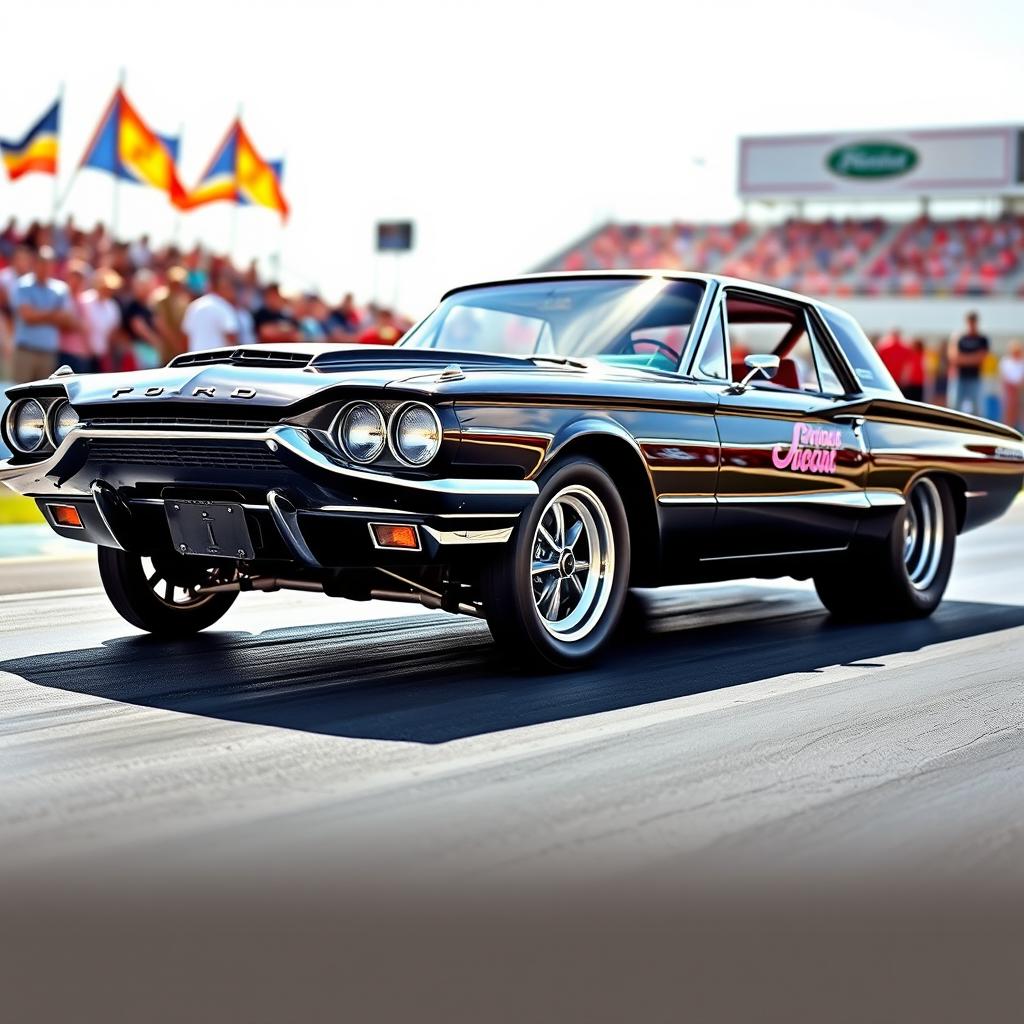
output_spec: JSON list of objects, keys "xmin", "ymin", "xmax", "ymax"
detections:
[
  {"xmin": 1, "ymin": 99, "xmax": 60, "ymax": 181},
  {"xmin": 184, "ymin": 120, "xmax": 288, "ymax": 220},
  {"xmin": 80, "ymin": 88, "xmax": 186, "ymax": 207}
]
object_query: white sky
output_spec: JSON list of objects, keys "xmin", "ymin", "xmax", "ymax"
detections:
[{"xmin": 2, "ymin": 0, "xmax": 1022, "ymax": 314}]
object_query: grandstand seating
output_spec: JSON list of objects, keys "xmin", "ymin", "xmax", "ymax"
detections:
[{"xmin": 544, "ymin": 215, "xmax": 1024, "ymax": 296}]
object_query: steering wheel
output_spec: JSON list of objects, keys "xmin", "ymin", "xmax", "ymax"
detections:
[{"xmin": 620, "ymin": 336, "xmax": 681, "ymax": 365}]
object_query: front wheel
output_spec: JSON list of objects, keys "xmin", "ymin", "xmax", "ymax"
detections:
[
  {"xmin": 98, "ymin": 547, "xmax": 238, "ymax": 636},
  {"xmin": 814, "ymin": 476, "xmax": 956, "ymax": 621},
  {"xmin": 482, "ymin": 458, "xmax": 631, "ymax": 669}
]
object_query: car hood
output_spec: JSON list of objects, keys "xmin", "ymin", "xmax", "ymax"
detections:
[{"xmin": 41, "ymin": 344, "xmax": 713, "ymax": 413}]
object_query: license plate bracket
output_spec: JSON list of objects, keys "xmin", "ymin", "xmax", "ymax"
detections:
[{"xmin": 166, "ymin": 500, "xmax": 255, "ymax": 560}]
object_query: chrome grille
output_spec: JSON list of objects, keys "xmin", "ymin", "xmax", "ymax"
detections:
[
  {"xmin": 85, "ymin": 417, "xmax": 272, "ymax": 430},
  {"xmin": 87, "ymin": 438, "xmax": 280, "ymax": 471}
]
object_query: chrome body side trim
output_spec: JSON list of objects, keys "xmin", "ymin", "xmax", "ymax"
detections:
[
  {"xmin": 699, "ymin": 545, "xmax": 848, "ymax": 562},
  {"xmin": 459, "ymin": 427, "xmax": 555, "ymax": 441},
  {"xmin": 420, "ymin": 525, "xmax": 515, "ymax": 545},
  {"xmin": 717, "ymin": 492, "xmax": 871, "ymax": 509},
  {"xmin": 658, "ymin": 490, "xmax": 905, "ymax": 509},
  {"xmin": 637, "ymin": 437, "xmax": 720, "ymax": 448},
  {"xmin": 657, "ymin": 496, "xmax": 717, "ymax": 506},
  {"xmin": 316, "ymin": 505, "xmax": 520, "ymax": 519},
  {"xmin": 866, "ymin": 490, "xmax": 908, "ymax": 507}
]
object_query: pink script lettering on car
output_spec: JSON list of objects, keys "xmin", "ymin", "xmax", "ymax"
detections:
[{"xmin": 771, "ymin": 423, "xmax": 842, "ymax": 474}]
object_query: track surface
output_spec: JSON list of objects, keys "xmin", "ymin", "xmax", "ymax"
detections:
[{"xmin": 1, "ymin": 502, "xmax": 1022, "ymax": 889}]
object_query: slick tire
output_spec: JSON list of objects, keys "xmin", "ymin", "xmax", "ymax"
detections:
[
  {"xmin": 814, "ymin": 476, "xmax": 956, "ymax": 621},
  {"xmin": 482, "ymin": 457, "xmax": 630, "ymax": 669},
  {"xmin": 98, "ymin": 547, "xmax": 238, "ymax": 637}
]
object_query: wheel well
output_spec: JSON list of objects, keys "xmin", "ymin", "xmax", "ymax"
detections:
[
  {"xmin": 929, "ymin": 472, "xmax": 967, "ymax": 533},
  {"xmin": 548, "ymin": 434, "xmax": 660, "ymax": 585}
]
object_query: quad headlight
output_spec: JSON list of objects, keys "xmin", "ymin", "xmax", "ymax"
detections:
[
  {"xmin": 6, "ymin": 398, "xmax": 47, "ymax": 453},
  {"xmin": 390, "ymin": 402, "xmax": 442, "ymax": 466},
  {"xmin": 47, "ymin": 399, "xmax": 80, "ymax": 447},
  {"xmin": 337, "ymin": 401, "xmax": 387, "ymax": 464}
]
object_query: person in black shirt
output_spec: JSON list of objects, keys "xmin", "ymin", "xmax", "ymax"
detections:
[
  {"xmin": 121, "ymin": 269, "xmax": 163, "ymax": 368},
  {"xmin": 252, "ymin": 282, "xmax": 299, "ymax": 344},
  {"xmin": 948, "ymin": 311, "xmax": 990, "ymax": 415}
]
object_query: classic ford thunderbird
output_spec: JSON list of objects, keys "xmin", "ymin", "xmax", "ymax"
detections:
[{"xmin": 3, "ymin": 272, "xmax": 1022, "ymax": 667}]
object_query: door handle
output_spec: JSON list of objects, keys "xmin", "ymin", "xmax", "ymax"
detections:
[{"xmin": 832, "ymin": 414, "xmax": 868, "ymax": 457}]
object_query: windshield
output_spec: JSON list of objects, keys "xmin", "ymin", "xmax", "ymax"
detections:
[{"xmin": 399, "ymin": 277, "xmax": 706, "ymax": 371}]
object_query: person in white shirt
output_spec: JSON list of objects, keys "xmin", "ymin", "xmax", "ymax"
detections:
[
  {"xmin": 79, "ymin": 269, "xmax": 123, "ymax": 369},
  {"xmin": 999, "ymin": 340, "xmax": 1024, "ymax": 430},
  {"xmin": 182, "ymin": 271, "xmax": 240, "ymax": 352}
]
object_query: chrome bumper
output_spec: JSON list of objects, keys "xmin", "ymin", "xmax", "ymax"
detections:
[
  {"xmin": 6, "ymin": 424, "xmax": 532, "ymax": 558},
  {"xmin": 0, "ymin": 423, "xmax": 538, "ymax": 502}
]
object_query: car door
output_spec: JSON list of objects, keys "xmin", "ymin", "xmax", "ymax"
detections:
[{"xmin": 696, "ymin": 288, "xmax": 870, "ymax": 559}]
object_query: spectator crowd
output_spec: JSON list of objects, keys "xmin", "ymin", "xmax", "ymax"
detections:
[
  {"xmin": 0, "ymin": 218, "xmax": 411, "ymax": 385},
  {"xmin": 872, "ymin": 313, "xmax": 1024, "ymax": 430},
  {"xmin": 550, "ymin": 214, "xmax": 1024, "ymax": 298}
]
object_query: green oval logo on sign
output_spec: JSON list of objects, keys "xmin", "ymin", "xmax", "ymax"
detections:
[{"xmin": 826, "ymin": 141, "xmax": 918, "ymax": 179}]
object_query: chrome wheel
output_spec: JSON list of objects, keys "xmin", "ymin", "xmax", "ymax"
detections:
[
  {"xmin": 530, "ymin": 484, "xmax": 615, "ymax": 641},
  {"xmin": 142, "ymin": 555, "xmax": 227, "ymax": 609},
  {"xmin": 903, "ymin": 478, "xmax": 945, "ymax": 591}
]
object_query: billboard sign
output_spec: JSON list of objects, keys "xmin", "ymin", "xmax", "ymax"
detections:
[
  {"xmin": 376, "ymin": 221, "xmax": 414, "ymax": 252},
  {"xmin": 739, "ymin": 126, "xmax": 1021, "ymax": 199}
]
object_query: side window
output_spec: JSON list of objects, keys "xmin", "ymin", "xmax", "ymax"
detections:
[
  {"xmin": 720, "ymin": 292, "xmax": 847, "ymax": 395},
  {"xmin": 805, "ymin": 316, "xmax": 845, "ymax": 395},
  {"xmin": 697, "ymin": 308, "xmax": 728, "ymax": 380},
  {"xmin": 786, "ymin": 332, "xmax": 821, "ymax": 393},
  {"xmin": 820, "ymin": 306, "xmax": 898, "ymax": 393}
]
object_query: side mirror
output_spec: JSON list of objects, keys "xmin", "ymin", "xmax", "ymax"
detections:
[{"xmin": 730, "ymin": 353, "xmax": 780, "ymax": 393}]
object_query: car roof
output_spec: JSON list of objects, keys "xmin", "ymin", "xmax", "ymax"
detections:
[{"xmin": 439, "ymin": 269, "xmax": 840, "ymax": 315}]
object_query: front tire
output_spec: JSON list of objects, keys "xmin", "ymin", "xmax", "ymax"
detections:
[
  {"xmin": 814, "ymin": 476, "xmax": 956, "ymax": 621},
  {"xmin": 482, "ymin": 457, "xmax": 631, "ymax": 669},
  {"xmin": 98, "ymin": 547, "xmax": 238, "ymax": 636}
]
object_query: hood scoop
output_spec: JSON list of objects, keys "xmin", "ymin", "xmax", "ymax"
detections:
[
  {"xmin": 309, "ymin": 347, "xmax": 530, "ymax": 373},
  {"xmin": 169, "ymin": 344, "xmax": 533, "ymax": 374},
  {"xmin": 170, "ymin": 347, "xmax": 314, "ymax": 370}
]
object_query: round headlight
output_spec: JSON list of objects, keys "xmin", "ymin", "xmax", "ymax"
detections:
[
  {"xmin": 48, "ymin": 400, "xmax": 80, "ymax": 446},
  {"xmin": 8, "ymin": 398, "xmax": 47, "ymax": 453},
  {"xmin": 391, "ymin": 403, "xmax": 441, "ymax": 466},
  {"xmin": 338, "ymin": 402, "xmax": 386, "ymax": 463}
]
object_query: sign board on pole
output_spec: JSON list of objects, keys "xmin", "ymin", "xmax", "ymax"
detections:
[
  {"xmin": 738, "ymin": 126, "xmax": 1022, "ymax": 199},
  {"xmin": 376, "ymin": 221, "xmax": 414, "ymax": 252}
]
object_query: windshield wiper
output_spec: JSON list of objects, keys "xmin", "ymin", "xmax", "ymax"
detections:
[{"xmin": 529, "ymin": 355, "xmax": 589, "ymax": 370}]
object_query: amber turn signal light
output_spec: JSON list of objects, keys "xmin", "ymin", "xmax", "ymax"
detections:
[
  {"xmin": 370, "ymin": 523, "xmax": 420, "ymax": 550},
  {"xmin": 48, "ymin": 503, "xmax": 83, "ymax": 528}
]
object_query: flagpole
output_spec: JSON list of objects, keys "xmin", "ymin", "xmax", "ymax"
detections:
[
  {"xmin": 172, "ymin": 121, "xmax": 184, "ymax": 246},
  {"xmin": 50, "ymin": 82, "xmax": 64, "ymax": 223},
  {"xmin": 271, "ymin": 147, "xmax": 287, "ymax": 281},
  {"xmin": 228, "ymin": 104, "xmax": 243, "ymax": 262},
  {"xmin": 110, "ymin": 67, "xmax": 126, "ymax": 240}
]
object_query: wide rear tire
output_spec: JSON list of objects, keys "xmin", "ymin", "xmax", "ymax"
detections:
[
  {"xmin": 98, "ymin": 547, "xmax": 238, "ymax": 636},
  {"xmin": 482, "ymin": 457, "xmax": 631, "ymax": 669},
  {"xmin": 814, "ymin": 476, "xmax": 956, "ymax": 621}
]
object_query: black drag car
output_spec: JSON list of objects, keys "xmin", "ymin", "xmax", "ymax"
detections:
[{"xmin": 3, "ymin": 272, "xmax": 1022, "ymax": 667}]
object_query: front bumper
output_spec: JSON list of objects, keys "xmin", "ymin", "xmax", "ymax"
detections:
[{"xmin": 1, "ymin": 424, "xmax": 535, "ymax": 565}]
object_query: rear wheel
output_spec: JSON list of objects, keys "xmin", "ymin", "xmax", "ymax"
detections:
[
  {"xmin": 98, "ymin": 547, "xmax": 238, "ymax": 636},
  {"xmin": 814, "ymin": 476, "xmax": 955, "ymax": 620},
  {"xmin": 482, "ymin": 458, "xmax": 630, "ymax": 668}
]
